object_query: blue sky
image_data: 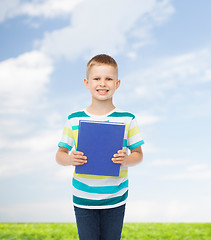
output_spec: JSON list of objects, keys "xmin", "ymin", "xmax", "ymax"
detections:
[{"xmin": 0, "ymin": 0, "xmax": 211, "ymax": 222}]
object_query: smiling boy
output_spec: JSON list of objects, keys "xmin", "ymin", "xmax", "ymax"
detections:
[{"xmin": 56, "ymin": 54, "xmax": 144, "ymax": 240}]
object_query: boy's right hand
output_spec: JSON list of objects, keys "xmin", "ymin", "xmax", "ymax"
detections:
[{"xmin": 70, "ymin": 150, "xmax": 87, "ymax": 166}]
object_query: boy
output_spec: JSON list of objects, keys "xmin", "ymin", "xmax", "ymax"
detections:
[{"xmin": 56, "ymin": 54, "xmax": 144, "ymax": 240}]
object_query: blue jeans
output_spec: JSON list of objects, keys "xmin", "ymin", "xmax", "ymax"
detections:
[{"xmin": 74, "ymin": 204, "xmax": 126, "ymax": 240}]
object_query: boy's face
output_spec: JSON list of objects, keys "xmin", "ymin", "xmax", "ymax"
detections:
[{"xmin": 84, "ymin": 64, "xmax": 120, "ymax": 102}]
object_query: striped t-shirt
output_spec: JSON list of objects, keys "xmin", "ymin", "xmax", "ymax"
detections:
[{"xmin": 58, "ymin": 108, "xmax": 144, "ymax": 209}]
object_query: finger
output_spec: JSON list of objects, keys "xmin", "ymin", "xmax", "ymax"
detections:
[
  {"xmin": 73, "ymin": 150, "xmax": 84, "ymax": 156},
  {"xmin": 113, "ymin": 153, "xmax": 125, "ymax": 158},
  {"xmin": 74, "ymin": 155, "xmax": 87, "ymax": 160},
  {"xmin": 117, "ymin": 149, "xmax": 127, "ymax": 154},
  {"xmin": 118, "ymin": 152, "xmax": 126, "ymax": 157},
  {"xmin": 112, "ymin": 157, "xmax": 123, "ymax": 161},
  {"xmin": 112, "ymin": 159, "xmax": 123, "ymax": 164},
  {"xmin": 74, "ymin": 161, "xmax": 86, "ymax": 166},
  {"xmin": 74, "ymin": 159, "xmax": 87, "ymax": 165},
  {"xmin": 73, "ymin": 151, "xmax": 86, "ymax": 158}
]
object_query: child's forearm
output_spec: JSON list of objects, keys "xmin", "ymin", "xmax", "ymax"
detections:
[
  {"xmin": 56, "ymin": 150, "xmax": 71, "ymax": 166},
  {"xmin": 56, "ymin": 148, "xmax": 87, "ymax": 166},
  {"xmin": 125, "ymin": 151, "xmax": 143, "ymax": 167},
  {"xmin": 112, "ymin": 147, "xmax": 143, "ymax": 167}
]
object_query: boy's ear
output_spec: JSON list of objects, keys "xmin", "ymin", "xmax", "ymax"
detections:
[
  {"xmin": 84, "ymin": 78, "xmax": 89, "ymax": 89},
  {"xmin": 115, "ymin": 79, "xmax": 121, "ymax": 90}
]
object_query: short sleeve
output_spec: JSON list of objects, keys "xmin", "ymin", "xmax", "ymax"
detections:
[
  {"xmin": 58, "ymin": 119, "xmax": 75, "ymax": 151},
  {"xmin": 127, "ymin": 117, "xmax": 144, "ymax": 150}
]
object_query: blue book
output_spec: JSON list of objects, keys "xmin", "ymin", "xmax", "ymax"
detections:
[{"xmin": 75, "ymin": 120, "xmax": 125, "ymax": 176}]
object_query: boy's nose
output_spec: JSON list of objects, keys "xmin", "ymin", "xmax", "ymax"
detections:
[{"xmin": 99, "ymin": 79, "xmax": 106, "ymax": 86}]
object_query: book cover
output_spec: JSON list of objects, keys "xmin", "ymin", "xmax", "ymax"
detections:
[{"xmin": 75, "ymin": 120, "xmax": 125, "ymax": 176}]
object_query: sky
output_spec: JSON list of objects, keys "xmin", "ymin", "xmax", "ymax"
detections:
[{"xmin": 0, "ymin": 0, "xmax": 211, "ymax": 223}]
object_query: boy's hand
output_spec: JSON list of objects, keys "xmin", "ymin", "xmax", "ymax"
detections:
[
  {"xmin": 70, "ymin": 150, "xmax": 87, "ymax": 166},
  {"xmin": 112, "ymin": 149, "xmax": 128, "ymax": 167}
]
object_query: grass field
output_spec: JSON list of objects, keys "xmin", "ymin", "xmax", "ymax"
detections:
[{"xmin": 0, "ymin": 223, "xmax": 210, "ymax": 240}]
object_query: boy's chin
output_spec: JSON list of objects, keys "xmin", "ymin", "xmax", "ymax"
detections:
[{"xmin": 93, "ymin": 95, "xmax": 112, "ymax": 101}]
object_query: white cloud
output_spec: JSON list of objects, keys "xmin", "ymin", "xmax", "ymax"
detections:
[
  {"xmin": 148, "ymin": 0, "xmax": 175, "ymax": 24},
  {"xmin": 0, "ymin": 0, "xmax": 83, "ymax": 23},
  {"xmin": 0, "ymin": 200, "xmax": 75, "ymax": 222},
  {"xmin": 55, "ymin": 167, "xmax": 74, "ymax": 182},
  {"xmin": 0, "ymin": 148, "xmax": 55, "ymax": 178},
  {"xmin": 149, "ymin": 159, "xmax": 191, "ymax": 166},
  {"xmin": 155, "ymin": 162, "xmax": 211, "ymax": 180},
  {"xmin": 126, "ymin": 199, "xmax": 211, "ymax": 222},
  {"xmin": 136, "ymin": 113, "xmax": 161, "ymax": 125},
  {"xmin": 125, "ymin": 48, "xmax": 211, "ymax": 101},
  {"xmin": 1, "ymin": 198, "xmax": 211, "ymax": 222},
  {"xmin": 13, "ymin": 129, "xmax": 60, "ymax": 151},
  {"xmin": 20, "ymin": 0, "xmax": 83, "ymax": 18},
  {"xmin": 0, "ymin": 128, "xmax": 61, "ymax": 178},
  {"xmin": 0, "ymin": 111, "xmax": 65, "ymax": 178},
  {"xmin": 127, "ymin": 51, "xmax": 137, "ymax": 60},
  {"xmin": 147, "ymin": 159, "xmax": 211, "ymax": 180},
  {"xmin": 163, "ymin": 166, "xmax": 211, "ymax": 180},
  {"xmin": 0, "ymin": 0, "xmax": 19, "ymax": 23},
  {"xmin": 187, "ymin": 164, "xmax": 207, "ymax": 172},
  {"xmin": 37, "ymin": 0, "xmax": 174, "ymax": 60},
  {"xmin": 0, "ymin": 50, "xmax": 53, "ymax": 112},
  {"xmin": 141, "ymin": 143, "xmax": 158, "ymax": 153}
]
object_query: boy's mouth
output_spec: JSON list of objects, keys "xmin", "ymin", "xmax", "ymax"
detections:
[{"xmin": 97, "ymin": 89, "xmax": 109, "ymax": 95}]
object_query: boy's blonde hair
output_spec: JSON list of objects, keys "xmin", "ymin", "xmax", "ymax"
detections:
[{"xmin": 86, "ymin": 54, "xmax": 118, "ymax": 78}]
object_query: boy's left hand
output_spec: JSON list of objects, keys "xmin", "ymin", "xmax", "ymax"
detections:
[{"xmin": 112, "ymin": 149, "xmax": 128, "ymax": 167}]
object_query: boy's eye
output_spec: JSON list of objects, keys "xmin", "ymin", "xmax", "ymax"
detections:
[
  {"xmin": 94, "ymin": 78, "xmax": 100, "ymax": 80},
  {"xmin": 107, "ymin": 78, "xmax": 112, "ymax": 81}
]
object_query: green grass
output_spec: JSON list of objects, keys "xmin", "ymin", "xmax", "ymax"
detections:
[{"xmin": 0, "ymin": 223, "xmax": 210, "ymax": 240}]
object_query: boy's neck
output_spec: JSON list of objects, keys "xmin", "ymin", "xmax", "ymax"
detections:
[{"xmin": 86, "ymin": 99, "xmax": 116, "ymax": 116}]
